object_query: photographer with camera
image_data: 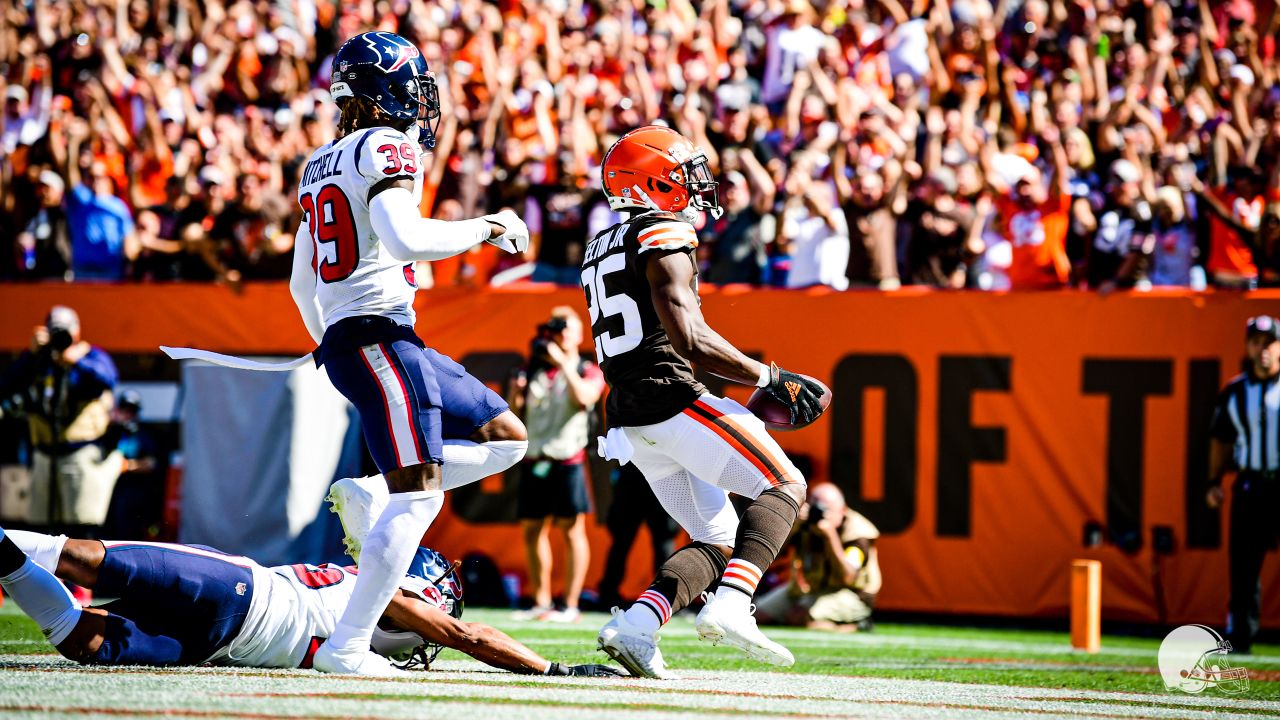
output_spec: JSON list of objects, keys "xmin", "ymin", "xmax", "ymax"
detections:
[
  {"xmin": 755, "ymin": 483, "xmax": 881, "ymax": 631},
  {"xmin": 506, "ymin": 307, "xmax": 605, "ymax": 623},
  {"xmin": 0, "ymin": 306, "xmax": 121, "ymax": 535}
]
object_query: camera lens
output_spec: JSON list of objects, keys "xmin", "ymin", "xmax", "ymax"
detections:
[{"xmin": 50, "ymin": 328, "xmax": 74, "ymax": 352}]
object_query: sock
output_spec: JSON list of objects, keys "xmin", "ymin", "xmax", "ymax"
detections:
[
  {"xmin": 326, "ymin": 489, "xmax": 443, "ymax": 655},
  {"xmin": 90, "ymin": 612, "xmax": 184, "ymax": 665},
  {"xmin": 4, "ymin": 529, "xmax": 69, "ymax": 574},
  {"xmin": 714, "ymin": 560, "xmax": 762, "ymax": 611},
  {"xmin": 0, "ymin": 538, "xmax": 82, "ymax": 646},
  {"xmin": 624, "ymin": 542, "xmax": 727, "ymax": 634},
  {"xmin": 717, "ymin": 487, "xmax": 802, "ymax": 602},
  {"xmin": 623, "ymin": 593, "xmax": 666, "ymax": 634},
  {"xmin": 442, "ymin": 439, "xmax": 528, "ymax": 491}
]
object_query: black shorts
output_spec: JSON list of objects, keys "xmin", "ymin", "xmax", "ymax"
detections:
[{"xmin": 517, "ymin": 460, "xmax": 592, "ymax": 520}]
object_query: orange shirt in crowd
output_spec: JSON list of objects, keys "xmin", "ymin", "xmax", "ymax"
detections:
[
  {"xmin": 1206, "ymin": 187, "xmax": 1259, "ymax": 279},
  {"xmin": 94, "ymin": 148, "xmax": 130, "ymax": 201},
  {"xmin": 135, "ymin": 143, "xmax": 174, "ymax": 209},
  {"xmin": 998, "ymin": 193, "xmax": 1072, "ymax": 289}
]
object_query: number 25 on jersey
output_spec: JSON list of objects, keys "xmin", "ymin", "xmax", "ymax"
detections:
[{"xmin": 581, "ymin": 251, "xmax": 642, "ymax": 362}]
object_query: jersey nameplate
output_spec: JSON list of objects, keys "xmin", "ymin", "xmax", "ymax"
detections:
[
  {"xmin": 584, "ymin": 228, "xmax": 627, "ymax": 265},
  {"xmin": 301, "ymin": 150, "xmax": 346, "ymax": 187}
]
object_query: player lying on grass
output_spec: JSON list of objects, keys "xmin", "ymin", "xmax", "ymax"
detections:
[{"xmin": 0, "ymin": 526, "xmax": 620, "ymax": 677}]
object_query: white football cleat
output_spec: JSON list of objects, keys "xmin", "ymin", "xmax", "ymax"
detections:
[
  {"xmin": 326, "ymin": 476, "xmax": 388, "ymax": 563},
  {"xmin": 597, "ymin": 608, "xmax": 677, "ymax": 679},
  {"xmin": 312, "ymin": 642, "xmax": 405, "ymax": 677},
  {"xmin": 694, "ymin": 592, "xmax": 794, "ymax": 667}
]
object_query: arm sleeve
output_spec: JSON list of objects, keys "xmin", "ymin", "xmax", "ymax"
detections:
[
  {"xmin": 288, "ymin": 221, "xmax": 325, "ymax": 345},
  {"xmin": 370, "ymin": 187, "xmax": 493, "ymax": 262}
]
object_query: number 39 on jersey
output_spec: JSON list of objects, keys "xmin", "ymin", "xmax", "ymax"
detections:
[{"xmin": 295, "ymin": 126, "xmax": 426, "ymax": 328}]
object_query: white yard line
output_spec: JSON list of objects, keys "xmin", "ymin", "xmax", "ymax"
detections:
[{"xmin": 1, "ymin": 656, "xmax": 1276, "ymax": 720}]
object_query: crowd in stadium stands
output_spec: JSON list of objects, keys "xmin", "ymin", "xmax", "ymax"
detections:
[{"xmin": 2, "ymin": 0, "xmax": 1279, "ymax": 289}]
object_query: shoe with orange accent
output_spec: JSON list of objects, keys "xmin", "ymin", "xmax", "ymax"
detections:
[
  {"xmin": 597, "ymin": 607, "xmax": 677, "ymax": 679},
  {"xmin": 694, "ymin": 592, "xmax": 794, "ymax": 667}
]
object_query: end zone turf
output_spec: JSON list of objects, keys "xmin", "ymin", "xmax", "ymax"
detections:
[{"xmin": 2, "ymin": 605, "xmax": 1277, "ymax": 718}]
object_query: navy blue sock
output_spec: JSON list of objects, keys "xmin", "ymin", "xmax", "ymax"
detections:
[{"xmin": 89, "ymin": 613, "xmax": 184, "ymax": 666}]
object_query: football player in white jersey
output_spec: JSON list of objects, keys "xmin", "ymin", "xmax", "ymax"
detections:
[
  {"xmin": 0, "ymin": 526, "xmax": 621, "ymax": 677},
  {"xmin": 288, "ymin": 31, "xmax": 531, "ymax": 675}
]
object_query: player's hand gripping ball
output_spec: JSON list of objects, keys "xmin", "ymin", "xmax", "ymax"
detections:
[{"xmin": 747, "ymin": 365, "xmax": 831, "ymax": 431}]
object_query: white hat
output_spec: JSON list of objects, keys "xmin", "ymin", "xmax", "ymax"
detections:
[
  {"xmin": 1110, "ymin": 159, "xmax": 1141, "ymax": 185},
  {"xmin": 158, "ymin": 107, "xmax": 184, "ymax": 124},
  {"xmin": 1229, "ymin": 64, "xmax": 1255, "ymax": 87},
  {"xmin": 5, "ymin": 85, "xmax": 28, "ymax": 103},
  {"xmin": 199, "ymin": 166, "xmax": 228, "ymax": 186},
  {"xmin": 37, "ymin": 170, "xmax": 65, "ymax": 192}
]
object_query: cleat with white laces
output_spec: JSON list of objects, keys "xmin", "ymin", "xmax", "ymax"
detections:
[
  {"xmin": 326, "ymin": 476, "xmax": 388, "ymax": 563},
  {"xmin": 597, "ymin": 607, "xmax": 677, "ymax": 679},
  {"xmin": 312, "ymin": 642, "xmax": 405, "ymax": 677},
  {"xmin": 694, "ymin": 592, "xmax": 794, "ymax": 667}
]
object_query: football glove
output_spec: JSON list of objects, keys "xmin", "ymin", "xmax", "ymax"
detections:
[
  {"xmin": 482, "ymin": 209, "xmax": 530, "ymax": 254},
  {"xmin": 546, "ymin": 662, "xmax": 627, "ymax": 678},
  {"xmin": 763, "ymin": 362, "xmax": 826, "ymax": 426}
]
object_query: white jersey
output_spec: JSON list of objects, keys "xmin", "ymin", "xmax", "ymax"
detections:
[
  {"xmin": 294, "ymin": 126, "xmax": 426, "ymax": 329},
  {"xmin": 209, "ymin": 561, "xmax": 435, "ymax": 669}
]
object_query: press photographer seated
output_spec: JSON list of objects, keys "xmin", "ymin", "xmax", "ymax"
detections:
[
  {"xmin": 0, "ymin": 306, "xmax": 120, "ymax": 531},
  {"xmin": 755, "ymin": 483, "xmax": 881, "ymax": 632}
]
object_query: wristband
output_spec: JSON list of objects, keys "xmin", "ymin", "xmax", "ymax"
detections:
[{"xmin": 755, "ymin": 362, "xmax": 771, "ymax": 388}]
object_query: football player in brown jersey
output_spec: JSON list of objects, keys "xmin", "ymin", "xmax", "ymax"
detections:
[{"xmin": 584, "ymin": 126, "xmax": 826, "ymax": 678}]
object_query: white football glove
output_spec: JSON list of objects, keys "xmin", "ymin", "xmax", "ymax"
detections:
[{"xmin": 482, "ymin": 209, "xmax": 530, "ymax": 254}]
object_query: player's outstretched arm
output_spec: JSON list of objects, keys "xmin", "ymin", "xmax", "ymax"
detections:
[
  {"xmin": 288, "ymin": 221, "xmax": 324, "ymax": 345},
  {"xmin": 646, "ymin": 252, "xmax": 826, "ymax": 425},
  {"xmin": 369, "ymin": 179, "xmax": 529, "ymax": 262},
  {"xmin": 646, "ymin": 252, "xmax": 767, "ymax": 385},
  {"xmin": 382, "ymin": 594, "xmax": 619, "ymax": 676}
]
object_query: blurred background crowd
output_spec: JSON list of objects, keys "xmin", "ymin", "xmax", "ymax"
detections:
[{"xmin": 3, "ymin": 0, "xmax": 1279, "ymax": 290}]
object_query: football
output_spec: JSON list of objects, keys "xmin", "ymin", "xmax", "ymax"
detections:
[{"xmin": 746, "ymin": 375, "xmax": 832, "ymax": 431}]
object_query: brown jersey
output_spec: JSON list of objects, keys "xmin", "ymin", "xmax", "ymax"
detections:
[{"xmin": 580, "ymin": 211, "xmax": 707, "ymax": 428}]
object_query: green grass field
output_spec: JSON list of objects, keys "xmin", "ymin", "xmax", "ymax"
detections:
[{"xmin": 2, "ymin": 603, "xmax": 1279, "ymax": 718}]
